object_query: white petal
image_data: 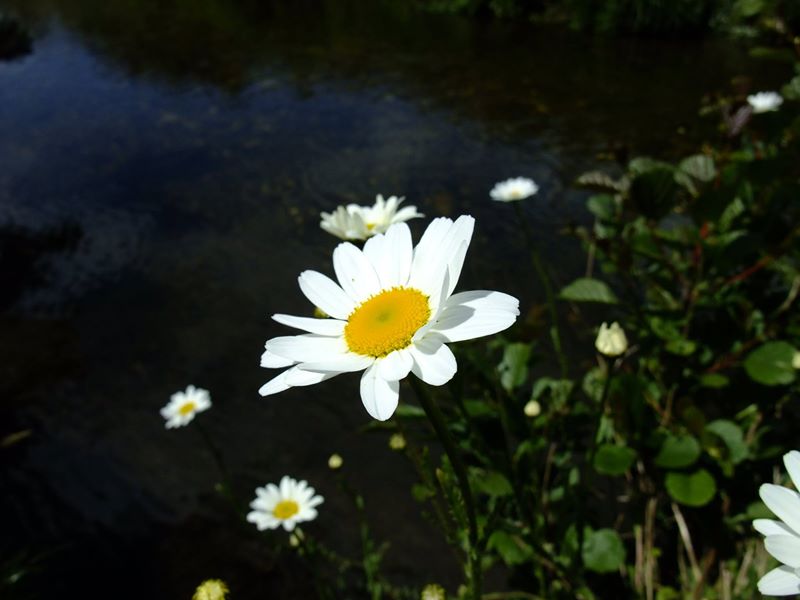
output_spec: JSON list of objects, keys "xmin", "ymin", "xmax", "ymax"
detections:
[
  {"xmin": 258, "ymin": 366, "xmax": 335, "ymax": 396},
  {"xmin": 761, "ymin": 484, "xmax": 800, "ymax": 536},
  {"xmin": 332, "ymin": 242, "xmax": 381, "ymax": 303},
  {"xmin": 785, "ymin": 451, "xmax": 800, "ymax": 491},
  {"xmin": 266, "ymin": 335, "xmax": 348, "ymax": 363},
  {"xmin": 441, "ymin": 215, "xmax": 474, "ymax": 297},
  {"xmin": 432, "ymin": 290, "xmax": 519, "ymax": 342},
  {"xmin": 758, "ymin": 566, "xmax": 800, "ymax": 596},
  {"xmin": 280, "ymin": 476, "xmax": 292, "ymax": 497},
  {"xmin": 298, "ymin": 270, "xmax": 355, "ymax": 320},
  {"xmin": 272, "ymin": 314, "xmax": 346, "ymax": 336},
  {"xmin": 298, "ymin": 353, "xmax": 373, "ymax": 373},
  {"xmin": 376, "ymin": 349, "xmax": 413, "ymax": 381},
  {"xmin": 282, "ymin": 519, "xmax": 297, "ymax": 532},
  {"xmin": 409, "ymin": 336, "xmax": 457, "ymax": 386},
  {"xmin": 359, "ymin": 364, "xmax": 400, "ymax": 421},
  {"xmin": 765, "ymin": 535, "xmax": 800, "ymax": 568},
  {"xmin": 260, "ymin": 349, "xmax": 295, "ymax": 368},
  {"xmin": 755, "ymin": 519, "xmax": 797, "ymax": 537},
  {"xmin": 409, "ymin": 217, "xmax": 453, "ymax": 295},
  {"xmin": 383, "ymin": 223, "xmax": 413, "ymax": 288},
  {"xmin": 392, "ymin": 205, "xmax": 423, "ymax": 223}
]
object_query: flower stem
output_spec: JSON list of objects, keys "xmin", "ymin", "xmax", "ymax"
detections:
[
  {"xmin": 511, "ymin": 202, "xmax": 568, "ymax": 378},
  {"xmin": 196, "ymin": 421, "xmax": 244, "ymax": 519},
  {"xmin": 410, "ymin": 377, "xmax": 482, "ymax": 599}
]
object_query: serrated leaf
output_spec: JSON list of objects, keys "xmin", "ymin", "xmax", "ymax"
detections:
[
  {"xmin": 593, "ymin": 444, "xmax": 637, "ymax": 476},
  {"xmin": 665, "ymin": 469, "xmax": 717, "ymax": 507},
  {"xmin": 559, "ymin": 278, "xmax": 618, "ymax": 304},
  {"xmin": 743, "ymin": 341, "xmax": 798, "ymax": 386},
  {"xmin": 582, "ymin": 529, "xmax": 626, "ymax": 573},
  {"xmin": 655, "ymin": 435, "xmax": 701, "ymax": 469}
]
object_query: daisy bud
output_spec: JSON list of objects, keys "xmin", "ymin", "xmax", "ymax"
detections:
[
  {"xmin": 389, "ymin": 433, "xmax": 407, "ymax": 451},
  {"xmin": 327, "ymin": 453, "xmax": 343, "ymax": 470},
  {"xmin": 421, "ymin": 583, "xmax": 446, "ymax": 600},
  {"xmin": 524, "ymin": 400, "xmax": 541, "ymax": 418},
  {"xmin": 792, "ymin": 351, "xmax": 800, "ymax": 370},
  {"xmin": 595, "ymin": 322, "xmax": 628, "ymax": 357}
]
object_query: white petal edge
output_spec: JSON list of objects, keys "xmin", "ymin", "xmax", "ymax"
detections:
[
  {"xmin": 376, "ymin": 349, "xmax": 414, "ymax": 381},
  {"xmin": 784, "ymin": 450, "xmax": 800, "ymax": 491},
  {"xmin": 298, "ymin": 270, "xmax": 355, "ymax": 320},
  {"xmin": 266, "ymin": 335, "xmax": 348, "ymax": 363},
  {"xmin": 332, "ymin": 242, "xmax": 381, "ymax": 303},
  {"xmin": 409, "ymin": 337, "xmax": 457, "ymax": 386},
  {"xmin": 755, "ymin": 519, "xmax": 797, "ymax": 537},
  {"xmin": 359, "ymin": 364, "xmax": 400, "ymax": 421},
  {"xmin": 298, "ymin": 353, "xmax": 374, "ymax": 373},
  {"xmin": 760, "ymin": 483, "xmax": 800, "ymax": 536},
  {"xmin": 758, "ymin": 565, "xmax": 800, "ymax": 596},
  {"xmin": 764, "ymin": 535, "xmax": 800, "ymax": 568},
  {"xmin": 259, "ymin": 366, "xmax": 335, "ymax": 396},
  {"xmin": 432, "ymin": 290, "xmax": 520, "ymax": 342},
  {"xmin": 272, "ymin": 314, "xmax": 346, "ymax": 336}
]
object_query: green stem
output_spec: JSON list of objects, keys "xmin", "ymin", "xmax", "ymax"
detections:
[
  {"xmin": 196, "ymin": 421, "xmax": 243, "ymax": 519},
  {"xmin": 410, "ymin": 377, "xmax": 482, "ymax": 600},
  {"xmin": 511, "ymin": 202, "xmax": 568, "ymax": 378}
]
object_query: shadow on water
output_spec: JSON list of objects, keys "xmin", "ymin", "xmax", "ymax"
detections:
[
  {"xmin": 0, "ymin": 0, "xmax": 792, "ymax": 597},
  {"xmin": 0, "ymin": 13, "xmax": 32, "ymax": 61}
]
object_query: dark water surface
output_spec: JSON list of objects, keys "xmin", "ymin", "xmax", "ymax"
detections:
[{"xmin": 0, "ymin": 1, "xmax": 789, "ymax": 597}]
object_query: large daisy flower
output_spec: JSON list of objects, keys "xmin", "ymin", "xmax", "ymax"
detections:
[
  {"xmin": 247, "ymin": 476, "xmax": 324, "ymax": 532},
  {"xmin": 259, "ymin": 215, "xmax": 519, "ymax": 421},
  {"xmin": 320, "ymin": 194, "xmax": 423, "ymax": 241},
  {"xmin": 754, "ymin": 450, "xmax": 800, "ymax": 595},
  {"xmin": 160, "ymin": 385, "xmax": 211, "ymax": 429}
]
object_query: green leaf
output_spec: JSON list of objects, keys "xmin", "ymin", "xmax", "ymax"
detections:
[
  {"xmin": 394, "ymin": 404, "xmax": 426, "ymax": 418},
  {"xmin": 582, "ymin": 529, "xmax": 626, "ymax": 573},
  {"xmin": 744, "ymin": 342, "xmax": 798, "ymax": 386},
  {"xmin": 665, "ymin": 338, "xmax": 697, "ymax": 356},
  {"xmin": 655, "ymin": 435, "xmax": 701, "ymax": 469},
  {"xmin": 678, "ymin": 155, "xmax": 715, "ymax": 182},
  {"xmin": 559, "ymin": 278, "xmax": 618, "ymax": 304},
  {"xmin": 497, "ymin": 342, "xmax": 532, "ymax": 393},
  {"xmin": 411, "ymin": 483, "xmax": 436, "ymax": 502},
  {"xmin": 699, "ymin": 373, "xmax": 729, "ymax": 388},
  {"xmin": 706, "ymin": 419, "xmax": 748, "ymax": 464},
  {"xmin": 665, "ymin": 469, "xmax": 717, "ymax": 507},
  {"xmin": 488, "ymin": 531, "xmax": 534, "ymax": 566},
  {"xmin": 630, "ymin": 168, "xmax": 679, "ymax": 220},
  {"xmin": 472, "ymin": 470, "xmax": 513, "ymax": 498},
  {"xmin": 587, "ymin": 194, "xmax": 617, "ymax": 220},
  {"xmin": 594, "ymin": 444, "xmax": 637, "ymax": 476},
  {"xmin": 463, "ymin": 399, "xmax": 494, "ymax": 418}
]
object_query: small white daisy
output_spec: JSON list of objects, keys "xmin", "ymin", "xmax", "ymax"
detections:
[
  {"xmin": 755, "ymin": 450, "xmax": 800, "ymax": 595},
  {"xmin": 320, "ymin": 194, "xmax": 423, "ymax": 241},
  {"xmin": 489, "ymin": 177, "xmax": 539, "ymax": 202},
  {"xmin": 595, "ymin": 322, "xmax": 628, "ymax": 357},
  {"xmin": 247, "ymin": 476, "xmax": 324, "ymax": 532},
  {"xmin": 747, "ymin": 91, "xmax": 783, "ymax": 114},
  {"xmin": 259, "ymin": 215, "xmax": 520, "ymax": 421},
  {"xmin": 160, "ymin": 385, "xmax": 211, "ymax": 429}
]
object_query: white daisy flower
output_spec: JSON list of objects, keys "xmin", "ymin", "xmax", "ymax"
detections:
[
  {"xmin": 320, "ymin": 194, "xmax": 423, "ymax": 240},
  {"xmin": 489, "ymin": 177, "xmax": 539, "ymax": 202},
  {"xmin": 595, "ymin": 322, "xmax": 628, "ymax": 357},
  {"xmin": 259, "ymin": 215, "xmax": 519, "ymax": 421},
  {"xmin": 246, "ymin": 476, "xmax": 324, "ymax": 532},
  {"xmin": 160, "ymin": 385, "xmax": 211, "ymax": 429},
  {"xmin": 755, "ymin": 450, "xmax": 800, "ymax": 596},
  {"xmin": 747, "ymin": 91, "xmax": 783, "ymax": 114}
]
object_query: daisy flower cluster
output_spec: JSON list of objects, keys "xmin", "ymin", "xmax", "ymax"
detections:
[{"xmin": 320, "ymin": 194, "xmax": 423, "ymax": 240}]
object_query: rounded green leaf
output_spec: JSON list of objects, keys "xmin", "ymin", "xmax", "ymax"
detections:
[
  {"xmin": 655, "ymin": 435, "xmax": 701, "ymax": 469},
  {"xmin": 705, "ymin": 420, "xmax": 748, "ymax": 464},
  {"xmin": 559, "ymin": 278, "xmax": 618, "ymax": 304},
  {"xmin": 594, "ymin": 444, "xmax": 637, "ymax": 476},
  {"xmin": 744, "ymin": 342, "xmax": 797, "ymax": 386},
  {"xmin": 665, "ymin": 469, "xmax": 717, "ymax": 507},
  {"xmin": 582, "ymin": 528, "xmax": 626, "ymax": 573}
]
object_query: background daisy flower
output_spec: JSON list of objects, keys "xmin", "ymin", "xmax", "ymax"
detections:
[
  {"xmin": 259, "ymin": 215, "xmax": 519, "ymax": 421},
  {"xmin": 489, "ymin": 177, "xmax": 539, "ymax": 202},
  {"xmin": 747, "ymin": 91, "xmax": 783, "ymax": 114},
  {"xmin": 160, "ymin": 385, "xmax": 211, "ymax": 429},
  {"xmin": 246, "ymin": 476, "xmax": 323, "ymax": 532},
  {"xmin": 320, "ymin": 194, "xmax": 423, "ymax": 240},
  {"xmin": 754, "ymin": 450, "xmax": 800, "ymax": 596}
]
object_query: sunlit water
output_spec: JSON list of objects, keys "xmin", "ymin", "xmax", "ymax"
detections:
[{"xmin": 0, "ymin": 1, "xmax": 789, "ymax": 597}]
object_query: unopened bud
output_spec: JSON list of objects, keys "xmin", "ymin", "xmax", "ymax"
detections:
[
  {"xmin": 595, "ymin": 322, "xmax": 628, "ymax": 357},
  {"xmin": 524, "ymin": 400, "xmax": 541, "ymax": 418},
  {"xmin": 389, "ymin": 433, "xmax": 407, "ymax": 451},
  {"xmin": 328, "ymin": 453, "xmax": 343, "ymax": 469}
]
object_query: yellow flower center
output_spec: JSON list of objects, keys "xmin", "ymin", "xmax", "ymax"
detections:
[
  {"xmin": 273, "ymin": 500, "xmax": 300, "ymax": 520},
  {"xmin": 344, "ymin": 287, "xmax": 431, "ymax": 358},
  {"xmin": 178, "ymin": 402, "xmax": 196, "ymax": 416}
]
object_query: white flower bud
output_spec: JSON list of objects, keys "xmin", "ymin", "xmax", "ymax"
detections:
[{"xmin": 595, "ymin": 322, "xmax": 628, "ymax": 357}]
